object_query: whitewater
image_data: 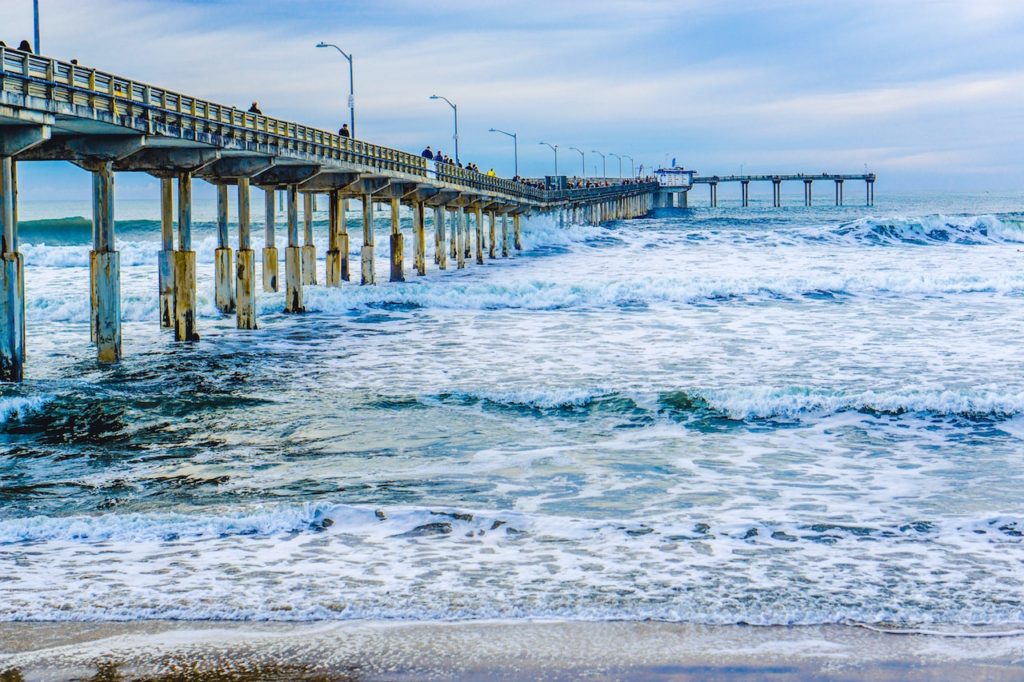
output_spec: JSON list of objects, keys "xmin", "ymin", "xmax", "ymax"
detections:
[{"xmin": 1, "ymin": 190, "xmax": 1023, "ymax": 627}]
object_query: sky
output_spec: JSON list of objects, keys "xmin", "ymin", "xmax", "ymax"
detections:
[{"xmin": 5, "ymin": 0, "xmax": 1024, "ymax": 200}]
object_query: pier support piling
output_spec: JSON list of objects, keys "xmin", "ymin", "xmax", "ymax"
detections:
[
  {"xmin": 488, "ymin": 210, "xmax": 498, "ymax": 259},
  {"xmin": 501, "ymin": 214, "xmax": 509, "ymax": 257},
  {"xmin": 389, "ymin": 197, "xmax": 404, "ymax": 282},
  {"xmin": 835, "ymin": 179, "xmax": 844, "ymax": 207},
  {"xmin": 361, "ymin": 195, "xmax": 375, "ymax": 285},
  {"xmin": 284, "ymin": 185, "xmax": 304, "ymax": 312},
  {"xmin": 475, "ymin": 207, "xmax": 485, "ymax": 265},
  {"xmin": 514, "ymin": 214, "xmax": 522, "ymax": 251},
  {"xmin": 804, "ymin": 179, "xmax": 813, "ymax": 207},
  {"xmin": 414, "ymin": 201, "xmax": 427, "ymax": 276},
  {"xmin": 236, "ymin": 177, "xmax": 256, "ymax": 329},
  {"xmin": 262, "ymin": 188, "xmax": 279, "ymax": 292},
  {"xmin": 741, "ymin": 181, "xmax": 749, "ymax": 208},
  {"xmin": 772, "ymin": 180, "xmax": 781, "ymax": 208},
  {"xmin": 455, "ymin": 206, "xmax": 466, "ymax": 269},
  {"xmin": 173, "ymin": 171, "xmax": 198, "ymax": 342},
  {"xmin": 326, "ymin": 190, "xmax": 342, "ymax": 287},
  {"xmin": 302, "ymin": 192, "xmax": 317, "ymax": 286},
  {"xmin": 0, "ymin": 157, "xmax": 25, "ymax": 380},
  {"xmin": 158, "ymin": 178, "xmax": 174, "ymax": 328},
  {"xmin": 214, "ymin": 184, "xmax": 235, "ymax": 314}
]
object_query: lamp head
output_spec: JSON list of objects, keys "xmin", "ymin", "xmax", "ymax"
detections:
[
  {"xmin": 488, "ymin": 128, "xmax": 496, "ymax": 132},
  {"xmin": 430, "ymin": 95, "xmax": 439, "ymax": 100},
  {"xmin": 316, "ymin": 42, "xmax": 327, "ymax": 48}
]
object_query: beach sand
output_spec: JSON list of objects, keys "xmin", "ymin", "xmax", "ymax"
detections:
[{"xmin": 2, "ymin": 620, "xmax": 1023, "ymax": 681}]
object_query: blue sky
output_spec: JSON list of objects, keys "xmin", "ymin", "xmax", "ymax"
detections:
[{"xmin": 6, "ymin": 0, "xmax": 1024, "ymax": 200}]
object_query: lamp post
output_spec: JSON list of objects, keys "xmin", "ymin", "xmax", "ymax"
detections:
[
  {"xmin": 316, "ymin": 42, "xmax": 356, "ymax": 138},
  {"xmin": 609, "ymin": 153, "xmax": 623, "ymax": 179},
  {"xmin": 489, "ymin": 127, "xmax": 518, "ymax": 177},
  {"xmin": 623, "ymin": 155, "xmax": 635, "ymax": 178},
  {"xmin": 33, "ymin": 0, "xmax": 40, "ymax": 53},
  {"xmin": 539, "ymin": 142, "xmax": 558, "ymax": 176},
  {"xmin": 430, "ymin": 95, "xmax": 459, "ymax": 165},
  {"xmin": 591, "ymin": 150, "xmax": 607, "ymax": 178},
  {"xmin": 568, "ymin": 147, "xmax": 585, "ymax": 178}
]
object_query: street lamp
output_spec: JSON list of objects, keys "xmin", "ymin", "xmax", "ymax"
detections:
[
  {"xmin": 623, "ymin": 155, "xmax": 635, "ymax": 178},
  {"xmin": 609, "ymin": 153, "xmax": 623, "ymax": 178},
  {"xmin": 539, "ymin": 142, "xmax": 558, "ymax": 176},
  {"xmin": 316, "ymin": 42, "xmax": 356, "ymax": 138},
  {"xmin": 568, "ymin": 147, "xmax": 585, "ymax": 178},
  {"xmin": 430, "ymin": 95, "xmax": 459, "ymax": 165},
  {"xmin": 591, "ymin": 150, "xmax": 607, "ymax": 178},
  {"xmin": 489, "ymin": 127, "xmax": 518, "ymax": 177}
]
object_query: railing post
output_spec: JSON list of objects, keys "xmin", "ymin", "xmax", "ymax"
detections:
[
  {"xmin": 236, "ymin": 177, "xmax": 257, "ymax": 329},
  {"xmin": 0, "ymin": 156, "xmax": 25, "ymax": 381}
]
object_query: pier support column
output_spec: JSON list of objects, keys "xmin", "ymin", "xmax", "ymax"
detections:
[
  {"xmin": 236, "ymin": 177, "xmax": 257, "ymax": 329},
  {"xmin": 340, "ymin": 198, "xmax": 351, "ymax": 282},
  {"xmin": 284, "ymin": 186, "xmax": 304, "ymax": 312},
  {"xmin": 804, "ymin": 180, "xmax": 813, "ymax": 207},
  {"xmin": 389, "ymin": 197, "xmax": 405, "ymax": 282},
  {"xmin": 173, "ymin": 171, "xmax": 198, "ymax": 342},
  {"xmin": 835, "ymin": 179, "xmax": 844, "ymax": 206},
  {"xmin": 0, "ymin": 157, "xmax": 25, "ymax": 380},
  {"xmin": 710, "ymin": 182, "xmax": 718, "ymax": 208},
  {"xmin": 302, "ymin": 192, "xmax": 317, "ymax": 285},
  {"xmin": 326, "ymin": 190, "xmax": 342, "ymax": 287},
  {"xmin": 514, "ymin": 214, "xmax": 522, "ymax": 250},
  {"xmin": 501, "ymin": 214, "xmax": 509, "ymax": 257},
  {"xmin": 474, "ymin": 207, "xmax": 484, "ymax": 265},
  {"xmin": 456, "ymin": 206, "xmax": 466, "ymax": 269},
  {"xmin": 361, "ymin": 195, "xmax": 375, "ymax": 285},
  {"xmin": 449, "ymin": 206, "xmax": 458, "ymax": 263},
  {"xmin": 488, "ymin": 210, "xmax": 498, "ymax": 259},
  {"xmin": 414, "ymin": 201, "xmax": 427, "ymax": 276},
  {"xmin": 214, "ymin": 184, "xmax": 235, "ymax": 314},
  {"xmin": 773, "ymin": 180, "xmax": 781, "ymax": 208},
  {"xmin": 462, "ymin": 207, "xmax": 471, "ymax": 261},
  {"xmin": 262, "ymin": 188, "xmax": 279, "ymax": 292},
  {"xmin": 158, "ymin": 178, "xmax": 174, "ymax": 328},
  {"xmin": 867, "ymin": 180, "xmax": 874, "ymax": 207},
  {"xmin": 435, "ymin": 206, "xmax": 447, "ymax": 270},
  {"xmin": 741, "ymin": 181, "xmax": 749, "ymax": 208}
]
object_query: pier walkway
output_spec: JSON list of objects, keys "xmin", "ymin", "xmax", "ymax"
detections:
[
  {"xmin": 664, "ymin": 173, "xmax": 876, "ymax": 208},
  {"xmin": 0, "ymin": 47, "xmax": 655, "ymax": 380}
]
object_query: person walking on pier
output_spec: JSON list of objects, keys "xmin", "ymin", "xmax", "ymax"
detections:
[
  {"xmin": 248, "ymin": 101, "xmax": 262, "ymax": 114},
  {"xmin": 338, "ymin": 123, "xmax": 351, "ymax": 138}
]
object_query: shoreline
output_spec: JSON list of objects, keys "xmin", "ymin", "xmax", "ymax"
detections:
[{"xmin": 3, "ymin": 620, "xmax": 1024, "ymax": 681}]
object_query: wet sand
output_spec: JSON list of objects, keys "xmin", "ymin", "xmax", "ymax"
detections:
[{"xmin": 2, "ymin": 620, "xmax": 1024, "ymax": 681}]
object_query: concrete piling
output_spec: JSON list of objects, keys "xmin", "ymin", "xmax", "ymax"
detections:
[
  {"xmin": 389, "ymin": 197, "xmax": 404, "ymax": 282},
  {"xmin": 236, "ymin": 177, "xmax": 257, "ymax": 329},
  {"xmin": 326, "ymin": 190, "xmax": 342, "ymax": 287},
  {"xmin": 173, "ymin": 171, "xmax": 198, "ymax": 342},
  {"xmin": 475, "ymin": 207, "xmax": 485, "ymax": 265},
  {"xmin": 456, "ymin": 206, "xmax": 466, "ymax": 269},
  {"xmin": 501, "ymin": 214, "xmax": 509, "ymax": 257},
  {"xmin": 302, "ymin": 192, "xmax": 317, "ymax": 285},
  {"xmin": 435, "ymin": 206, "xmax": 447, "ymax": 270},
  {"xmin": 449, "ymin": 206, "xmax": 459, "ymax": 263},
  {"xmin": 214, "ymin": 184, "xmax": 235, "ymax": 314},
  {"xmin": 462, "ymin": 207, "xmax": 471, "ymax": 261},
  {"xmin": 488, "ymin": 210, "xmax": 498, "ymax": 259},
  {"xmin": 514, "ymin": 214, "xmax": 522, "ymax": 251},
  {"xmin": 0, "ymin": 156, "xmax": 25, "ymax": 381},
  {"xmin": 284, "ymin": 185, "xmax": 304, "ymax": 312},
  {"xmin": 361, "ymin": 195, "xmax": 375, "ymax": 285},
  {"xmin": 340, "ymin": 198, "xmax": 351, "ymax": 282},
  {"xmin": 414, "ymin": 201, "xmax": 427, "ymax": 276},
  {"xmin": 263, "ymin": 188, "xmax": 279, "ymax": 292},
  {"xmin": 88, "ymin": 160, "xmax": 122, "ymax": 361},
  {"xmin": 158, "ymin": 178, "xmax": 174, "ymax": 328}
]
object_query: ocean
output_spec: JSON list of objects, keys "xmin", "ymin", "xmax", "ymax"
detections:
[{"xmin": 2, "ymin": 189, "xmax": 1023, "ymax": 629}]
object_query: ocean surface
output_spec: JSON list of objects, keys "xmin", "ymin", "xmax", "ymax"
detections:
[{"xmin": 2, "ymin": 189, "xmax": 1024, "ymax": 627}]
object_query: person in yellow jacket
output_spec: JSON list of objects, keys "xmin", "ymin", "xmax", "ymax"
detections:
[{"xmin": 487, "ymin": 168, "xmax": 496, "ymax": 177}]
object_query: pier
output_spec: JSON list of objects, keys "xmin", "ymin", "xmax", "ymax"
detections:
[
  {"xmin": 657, "ymin": 172, "xmax": 876, "ymax": 208},
  {"xmin": 0, "ymin": 47, "xmax": 655, "ymax": 381}
]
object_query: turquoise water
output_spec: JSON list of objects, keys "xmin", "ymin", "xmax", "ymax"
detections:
[{"xmin": 1, "ymin": 190, "xmax": 1023, "ymax": 625}]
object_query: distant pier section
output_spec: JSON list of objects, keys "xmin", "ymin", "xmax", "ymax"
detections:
[{"xmin": 656, "ymin": 168, "xmax": 876, "ymax": 208}]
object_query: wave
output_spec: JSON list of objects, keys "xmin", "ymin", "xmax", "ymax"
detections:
[
  {"xmin": 441, "ymin": 386, "xmax": 1024, "ymax": 422},
  {"xmin": 833, "ymin": 214, "xmax": 1024, "ymax": 245},
  {"xmin": 18, "ymin": 217, "xmax": 162, "ymax": 245},
  {"xmin": 0, "ymin": 394, "xmax": 52, "ymax": 425}
]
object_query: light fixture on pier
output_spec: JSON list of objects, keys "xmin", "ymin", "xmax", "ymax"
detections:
[
  {"xmin": 316, "ymin": 42, "xmax": 356, "ymax": 138},
  {"xmin": 568, "ymin": 147, "xmax": 586, "ymax": 178},
  {"xmin": 489, "ymin": 128, "xmax": 518, "ymax": 177},
  {"xmin": 591, "ymin": 150, "xmax": 607, "ymax": 178},
  {"xmin": 539, "ymin": 142, "xmax": 559, "ymax": 176},
  {"xmin": 430, "ymin": 95, "xmax": 459, "ymax": 165}
]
